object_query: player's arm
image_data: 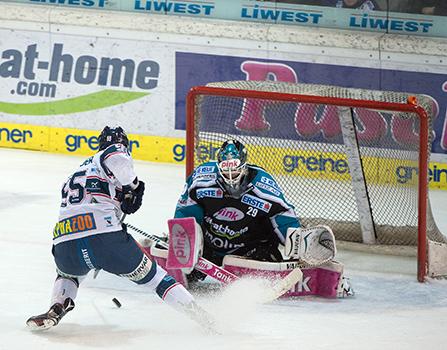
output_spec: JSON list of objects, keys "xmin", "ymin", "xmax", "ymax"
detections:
[
  {"xmin": 100, "ymin": 144, "xmax": 145, "ymax": 214},
  {"xmin": 251, "ymin": 169, "xmax": 301, "ymax": 243},
  {"xmin": 270, "ymin": 209, "xmax": 301, "ymax": 244},
  {"xmin": 173, "ymin": 175, "xmax": 204, "ymax": 225},
  {"xmin": 259, "ymin": 174, "xmax": 336, "ymax": 266}
]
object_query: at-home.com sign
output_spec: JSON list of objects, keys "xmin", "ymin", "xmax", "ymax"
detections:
[
  {"xmin": 0, "ymin": 42, "xmax": 159, "ymax": 111},
  {"xmin": 175, "ymin": 52, "xmax": 447, "ymax": 156}
]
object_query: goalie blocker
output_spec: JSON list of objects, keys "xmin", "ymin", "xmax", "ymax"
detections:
[{"xmin": 141, "ymin": 218, "xmax": 352, "ymax": 298}]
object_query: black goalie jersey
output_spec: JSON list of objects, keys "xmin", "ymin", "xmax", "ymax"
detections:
[{"xmin": 174, "ymin": 161, "xmax": 301, "ymax": 260}]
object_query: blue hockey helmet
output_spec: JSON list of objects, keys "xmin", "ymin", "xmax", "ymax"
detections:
[
  {"xmin": 98, "ymin": 126, "xmax": 129, "ymax": 151},
  {"xmin": 216, "ymin": 139, "xmax": 248, "ymax": 187}
]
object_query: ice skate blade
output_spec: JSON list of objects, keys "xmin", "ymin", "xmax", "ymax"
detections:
[{"xmin": 26, "ymin": 318, "xmax": 56, "ymax": 331}]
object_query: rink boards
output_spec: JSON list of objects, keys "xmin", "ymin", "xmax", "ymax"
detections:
[{"xmin": 1, "ymin": 121, "xmax": 446, "ymax": 190}]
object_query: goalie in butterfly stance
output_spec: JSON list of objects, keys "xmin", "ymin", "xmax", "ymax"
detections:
[
  {"xmin": 26, "ymin": 126, "xmax": 213, "ymax": 332},
  {"xmin": 154, "ymin": 139, "xmax": 353, "ymax": 298}
]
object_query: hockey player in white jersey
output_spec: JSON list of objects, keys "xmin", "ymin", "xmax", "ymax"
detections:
[{"xmin": 27, "ymin": 126, "xmax": 213, "ymax": 331}]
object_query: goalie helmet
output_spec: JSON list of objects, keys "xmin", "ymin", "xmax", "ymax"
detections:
[
  {"xmin": 216, "ymin": 139, "xmax": 248, "ymax": 189},
  {"xmin": 98, "ymin": 126, "xmax": 129, "ymax": 151}
]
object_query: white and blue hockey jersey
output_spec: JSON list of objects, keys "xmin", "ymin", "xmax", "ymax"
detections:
[{"xmin": 53, "ymin": 144, "xmax": 137, "ymax": 245}]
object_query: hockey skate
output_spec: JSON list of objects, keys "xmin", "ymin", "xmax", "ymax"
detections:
[
  {"xmin": 337, "ymin": 277, "xmax": 355, "ymax": 298},
  {"xmin": 26, "ymin": 298, "xmax": 75, "ymax": 331}
]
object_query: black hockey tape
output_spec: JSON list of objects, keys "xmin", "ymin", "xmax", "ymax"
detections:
[{"xmin": 112, "ymin": 298, "xmax": 122, "ymax": 308}]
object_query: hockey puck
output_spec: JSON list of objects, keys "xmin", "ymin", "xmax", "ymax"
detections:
[{"xmin": 112, "ymin": 298, "xmax": 122, "ymax": 308}]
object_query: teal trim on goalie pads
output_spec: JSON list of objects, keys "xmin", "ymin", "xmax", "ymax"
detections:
[
  {"xmin": 272, "ymin": 214, "xmax": 301, "ymax": 242},
  {"xmin": 174, "ymin": 203, "xmax": 204, "ymax": 225},
  {"xmin": 174, "ymin": 170, "xmax": 205, "ymax": 224}
]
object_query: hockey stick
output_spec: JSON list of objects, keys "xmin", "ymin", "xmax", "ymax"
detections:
[
  {"xmin": 125, "ymin": 223, "xmax": 237, "ymax": 284},
  {"xmin": 125, "ymin": 223, "xmax": 303, "ymax": 301}
]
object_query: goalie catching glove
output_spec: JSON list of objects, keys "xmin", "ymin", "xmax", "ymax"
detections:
[
  {"xmin": 121, "ymin": 178, "xmax": 145, "ymax": 214},
  {"xmin": 284, "ymin": 225, "xmax": 336, "ymax": 266}
]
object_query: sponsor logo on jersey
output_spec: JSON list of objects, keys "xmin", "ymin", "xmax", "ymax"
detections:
[
  {"xmin": 195, "ymin": 166, "xmax": 215, "ymax": 174},
  {"xmin": 204, "ymin": 217, "xmax": 248, "ymax": 239},
  {"xmin": 104, "ymin": 216, "xmax": 113, "ymax": 227},
  {"xmin": 193, "ymin": 173, "xmax": 217, "ymax": 181},
  {"xmin": 53, "ymin": 213, "xmax": 96, "ymax": 239},
  {"xmin": 260, "ymin": 176, "xmax": 281, "ymax": 190},
  {"xmin": 256, "ymin": 181, "xmax": 280, "ymax": 196},
  {"xmin": 241, "ymin": 194, "xmax": 271, "ymax": 213},
  {"xmin": 196, "ymin": 188, "xmax": 223, "ymax": 199},
  {"xmin": 204, "ymin": 229, "xmax": 245, "ymax": 250},
  {"xmin": 213, "ymin": 207, "xmax": 244, "ymax": 222}
]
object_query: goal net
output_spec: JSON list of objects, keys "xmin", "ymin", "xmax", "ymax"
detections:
[{"xmin": 186, "ymin": 80, "xmax": 447, "ymax": 282}]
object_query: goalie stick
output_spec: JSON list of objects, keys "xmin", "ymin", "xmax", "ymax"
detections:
[{"xmin": 125, "ymin": 223, "xmax": 303, "ymax": 302}]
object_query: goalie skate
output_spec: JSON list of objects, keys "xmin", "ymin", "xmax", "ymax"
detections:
[
  {"xmin": 337, "ymin": 277, "xmax": 355, "ymax": 298},
  {"xmin": 26, "ymin": 298, "xmax": 75, "ymax": 331}
]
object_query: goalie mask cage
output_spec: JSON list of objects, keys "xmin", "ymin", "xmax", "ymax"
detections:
[{"xmin": 186, "ymin": 80, "xmax": 447, "ymax": 282}]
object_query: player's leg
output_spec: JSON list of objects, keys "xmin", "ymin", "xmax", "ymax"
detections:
[
  {"xmin": 27, "ymin": 240, "xmax": 92, "ymax": 331},
  {"xmin": 93, "ymin": 230, "xmax": 216, "ymax": 331}
]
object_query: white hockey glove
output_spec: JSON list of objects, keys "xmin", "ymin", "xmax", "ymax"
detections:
[{"xmin": 284, "ymin": 225, "xmax": 336, "ymax": 266}]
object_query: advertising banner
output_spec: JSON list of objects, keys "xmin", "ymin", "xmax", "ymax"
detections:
[
  {"xmin": 1, "ymin": 13, "xmax": 447, "ymax": 189},
  {"xmin": 175, "ymin": 52, "xmax": 447, "ymax": 156},
  {"xmin": 0, "ymin": 28, "xmax": 176, "ymax": 136},
  {"xmin": 5, "ymin": 0, "xmax": 446, "ymax": 38},
  {"xmin": 174, "ymin": 52, "xmax": 447, "ymax": 189},
  {"xmin": 0, "ymin": 122, "xmax": 186, "ymax": 163}
]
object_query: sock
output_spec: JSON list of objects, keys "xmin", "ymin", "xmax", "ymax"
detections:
[{"xmin": 51, "ymin": 276, "xmax": 79, "ymax": 306}]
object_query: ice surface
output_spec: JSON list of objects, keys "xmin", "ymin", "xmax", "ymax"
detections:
[{"xmin": 1, "ymin": 148, "xmax": 447, "ymax": 350}]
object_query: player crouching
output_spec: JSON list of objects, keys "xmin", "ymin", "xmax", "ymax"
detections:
[
  {"xmin": 144, "ymin": 139, "xmax": 354, "ymax": 298},
  {"xmin": 27, "ymin": 126, "xmax": 215, "ymax": 332}
]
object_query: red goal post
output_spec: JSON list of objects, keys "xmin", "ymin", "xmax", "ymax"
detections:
[{"xmin": 185, "ymin": 80, "xmax": 447, "ymax": 282}]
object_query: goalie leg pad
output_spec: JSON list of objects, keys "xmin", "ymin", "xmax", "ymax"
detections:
[
  {"xmin": 223, "ymin": 256, "xmax": 345, "ymax": 298},
  {"xmin": 167, "ymin": 217, "xmax": 203, "ymax": 273}
]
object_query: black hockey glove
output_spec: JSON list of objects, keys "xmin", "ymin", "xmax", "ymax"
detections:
[
  {"xmin": 245, "ymin": 242, "xmax": 283, "ymax": 262},
  {"xmin": 121, "ymin": 180, "xmax": 145, "ymax": 214}
]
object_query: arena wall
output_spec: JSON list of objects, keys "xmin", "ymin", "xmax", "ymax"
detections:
[{"xmin": 1, "ymin": 3, "xmax": 447, "ymax": 188}]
